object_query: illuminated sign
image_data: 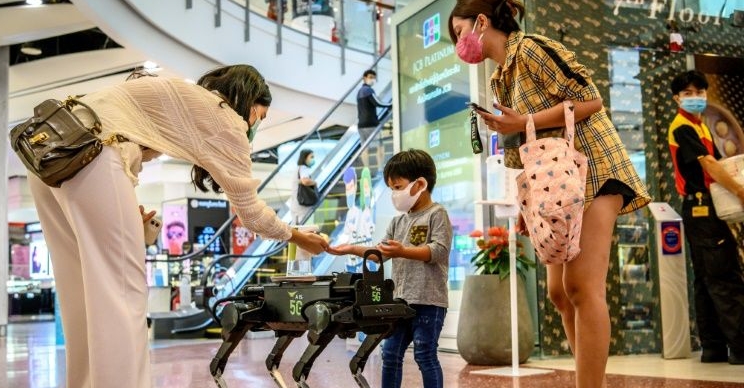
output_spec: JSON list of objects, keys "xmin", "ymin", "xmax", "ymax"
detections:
[
  {"xmin": 660, "ymin": 221, "xmax": 682, "ymax": 255},
  {"xmin": 422, "ymin": 13, "xmax": 441, "ymax": 49},
  {"xmin": 612, "ymin": 0, "xmax": 729, "ymax": 26}
]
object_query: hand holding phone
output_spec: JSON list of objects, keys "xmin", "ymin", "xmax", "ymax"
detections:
[
  {"xmin": 144, "ymin": 217, "xmax": 163, "ymax": 246},
  {"xmin": 467, "ymin": 102, "xmax": 489, "ymax": 113}
]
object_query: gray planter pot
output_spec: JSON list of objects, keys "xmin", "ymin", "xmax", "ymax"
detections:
[{"xmin": 456, "ymin": 274, "xmax": 534, "ymax": 365}]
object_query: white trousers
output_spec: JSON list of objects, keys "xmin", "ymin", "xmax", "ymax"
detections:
[{"xmin": 28, "ymin": 147, "xmax": 152, "ymax": 388}]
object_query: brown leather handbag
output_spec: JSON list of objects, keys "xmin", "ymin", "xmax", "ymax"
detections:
[{"xmin": 9, "ymin": 97, "xmax": 103, "ymax": 188}]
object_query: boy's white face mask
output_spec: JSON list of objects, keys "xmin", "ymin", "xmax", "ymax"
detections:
[{"xmin": 391, "ymin": 178, "xmax": 426, "ymax": 213}]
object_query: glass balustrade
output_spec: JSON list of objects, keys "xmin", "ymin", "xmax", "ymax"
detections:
[{"xmin": 221, "ymin": 0, "xmax": 393, "ymax": 55}]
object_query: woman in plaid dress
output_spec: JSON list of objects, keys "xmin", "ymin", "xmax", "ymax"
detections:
[{"xmin": 449, "ymin": 1, "xmax": 651, "ymax": 387}]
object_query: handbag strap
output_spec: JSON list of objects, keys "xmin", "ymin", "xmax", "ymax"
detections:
[
  {"xmin": 63, "ymin": 95, "xmax": 103, "ymax": 134},
  {"xmin": 524, "ymin": 101, "xmax": 576, "ymax": 143}
]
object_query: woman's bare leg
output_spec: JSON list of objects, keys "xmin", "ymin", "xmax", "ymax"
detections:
[
  {"xmin": 546, "ymin": 264, "xmax": 576, "ymax": 354},
  {"xmin": 564, "ymin": 194, "xmax": 623, "ymax": 388}
]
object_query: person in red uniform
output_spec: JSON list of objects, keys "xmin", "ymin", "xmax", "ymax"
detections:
[{"xmin": 668, "ymin": 70, "xmax": 744, "ymax": 365}]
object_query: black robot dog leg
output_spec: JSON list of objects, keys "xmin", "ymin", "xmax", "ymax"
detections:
[
  {"xmin": 266, "ymin": 332, "xmax": 303, "ymax": 388},
  {"xmin": 349, "ymin": 330, "xmax": 391, "ymax": 388},
  {"xmin": 291, "ymin": 320, "xmax": 341, "ymax": 387},
  {"xmin": 210, "ymin": 302, "xmax": 262, "ymax": 387}
]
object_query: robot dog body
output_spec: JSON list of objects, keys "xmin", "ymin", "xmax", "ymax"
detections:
[{"xmin": 209, "ymin": 250, "xmax": 415, "ymax": 387}]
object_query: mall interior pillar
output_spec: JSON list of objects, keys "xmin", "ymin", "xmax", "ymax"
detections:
[{"xmin": 1, "ymin": 45, "xmax": 10, "ymax": 336}]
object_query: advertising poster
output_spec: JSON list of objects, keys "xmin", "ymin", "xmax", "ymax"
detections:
[
  {"xmin": 696, "ymin": 55, "xmax": 744, "ymax": 159},
  {"xmin": 291, "ymin": 0, "xmax": 333, "ymax": 17},
  {"xmin": 162, "ymin": 202, "xmax": 188, "ymax": 255},
  {"xmin": 231, "ymin": 214, "xmax": 255, "ymax": 256}
]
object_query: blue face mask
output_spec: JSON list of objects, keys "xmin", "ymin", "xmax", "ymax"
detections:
[
  {"xmin": 307, "ymin": 159, "xmax": 316, "ymax": 167},
  {"xmin": 680, "ymin": 97, "xmax": 707, "ymax": 114}
]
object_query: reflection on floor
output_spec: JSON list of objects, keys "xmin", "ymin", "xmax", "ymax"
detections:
[{"xmin": 3, "ymin": 321, "xmax": 744, "ymax": 387}]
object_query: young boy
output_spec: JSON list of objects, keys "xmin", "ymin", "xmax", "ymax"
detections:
[{"xmin": 328, "ymin": 149, "xmax": 453, "ymax": 388}]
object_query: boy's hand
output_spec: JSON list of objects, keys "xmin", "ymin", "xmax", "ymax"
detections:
[
  {"xmin": 327, "ymin": 244, "xmax": 354, "ymax": 255},
  {"xmin": 377, "ymin": 239, "xmax": 403, "ymax": 257}
]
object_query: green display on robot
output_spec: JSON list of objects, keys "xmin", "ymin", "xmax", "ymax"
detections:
[
  {"xmin": 288, "ymin": 291, "xmax": 304, "ymax": 316},
  {"xmin": 371, "ymin": 286, "xmax": 381, "ymax": 303}
]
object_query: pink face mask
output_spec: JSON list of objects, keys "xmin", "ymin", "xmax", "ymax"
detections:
[{"xmin": 456, "ymin": 20, "xmax": 484, "ymax": 64}]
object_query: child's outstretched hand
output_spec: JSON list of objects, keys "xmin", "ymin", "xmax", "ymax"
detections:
[
  {"xmin": 327, "ymin": 244, "xmax": 353, "ymax": 256},
  {"xmin": 377, "ymin": 239, "xmax": 402, "ymax": 257}
]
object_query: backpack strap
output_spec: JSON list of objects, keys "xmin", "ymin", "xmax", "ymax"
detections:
[{"xmin": 523, "ymin": 35, "xmax": 588, "ymax": 88}]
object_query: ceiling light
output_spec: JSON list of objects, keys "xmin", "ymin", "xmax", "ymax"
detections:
[
  {"xmin": 26, "ymin": 0, "xmax": 43, "ymax": 5},
  {"xmin": 20, "ymin": 43, "xmax": 42, "ymax": 56}
]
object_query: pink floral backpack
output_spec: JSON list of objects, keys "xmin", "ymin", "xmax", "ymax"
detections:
[{"xmin": 516, "ymin": 101, "xmax": 587, "ymax": 264}]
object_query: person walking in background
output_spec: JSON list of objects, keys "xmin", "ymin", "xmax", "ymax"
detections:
[
  {"xmin": 24, "ymin": 65, "xmax": 329, "ymax": 388},
  {"xmin": 329, "ymin": 149, "xmax": 453, "ymax": 388},
  {"xmin": 289, "ymin": 149, "xmax": 317, "ymax": 224},
  {"xmin": 356, "ymin": 69, "xmax": 392, "ymax": 140},
  {"xmin": 448, "ymin": 1, "xmax": 651, "ymax": 386},
  {"xmin": 667, "ymin": 70, "xmax": 744, "ymax": 365}
]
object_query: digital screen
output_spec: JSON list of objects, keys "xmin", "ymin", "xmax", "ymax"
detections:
[
  {"xmin": 396, "ymin": 0, "xmax": 470, "ymax": 134},
  {"xmin": 194, "ymin": 226, "xmax": 226, "ymax": 254},
  {"xmin": 396, "ymin": 0, "xmax": 475, "ymax": 204},
  {"xmin": 162, "ymin": 202, "xmax": 188, "ymax": 255},
  {"xmin": 29, "ymin": 240, "xmax": 52, "ymax": 279}
]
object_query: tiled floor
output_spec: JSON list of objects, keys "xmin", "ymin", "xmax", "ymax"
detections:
[{"xmin": 3, "ymin": 321, "xmax": 744, "ymax": 387}]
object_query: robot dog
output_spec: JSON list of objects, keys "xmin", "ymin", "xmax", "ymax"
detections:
[{"xmin": 209, "ymin": 250, "xmax": 415, "ymax": 387}]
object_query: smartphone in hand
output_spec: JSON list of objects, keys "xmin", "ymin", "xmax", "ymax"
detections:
[
  {"xmin": 144, "ymin": 217, "xmax": 163, "ymax": 246},
  {"xmin": 467, "ymin": 102, "xmax": 489, "ymax": 113}
]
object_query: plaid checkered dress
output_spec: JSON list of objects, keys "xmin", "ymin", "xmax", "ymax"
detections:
[{"xmin": 490, "ymin": 31, "xmax": 650, "ymax": 214}]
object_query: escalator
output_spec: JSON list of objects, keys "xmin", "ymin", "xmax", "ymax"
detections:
[{"xmin": 149, "ymin": 55, "xmax": 394, "ymax": 338}]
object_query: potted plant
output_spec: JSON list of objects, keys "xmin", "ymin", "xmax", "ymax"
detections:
[
  {"xmin": 457, "ymin": 225, "xmax": 536, "ymax": 365},
  {"xmin": 469, "ymin": 226, "xmax": 535, "ymax": 279}
]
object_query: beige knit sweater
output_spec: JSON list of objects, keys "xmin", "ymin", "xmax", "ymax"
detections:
[{"xmin": 74, "ymin": 76, "xmax": 292, "ymax": 241}]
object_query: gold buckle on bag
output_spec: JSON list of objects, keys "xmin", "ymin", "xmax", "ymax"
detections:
[{"xmin": 29, "ymin": 132, "xmax": 49, "ymax": 144}]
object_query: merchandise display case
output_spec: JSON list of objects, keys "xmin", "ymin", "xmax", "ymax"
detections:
[
  {"xmin": 616, "ymin": 209, "xmax": 659, "ymax": 353},
  {"xmin": 7, "ymin": 279, "xmax": 55, "ymax": 317}
]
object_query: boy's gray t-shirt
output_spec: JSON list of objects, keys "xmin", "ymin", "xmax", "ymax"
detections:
[{"xmin": 384, "ymin": 203, "xmax": 452, "ymax": 308}]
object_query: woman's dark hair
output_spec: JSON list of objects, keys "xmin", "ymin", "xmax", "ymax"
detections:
[
  {"xmin": 297, "ymin": 149, "xmax": 314, "ymax": 166},
  {"xmin": 126, "ymin": 67, "xmax": 159, "ymax": 81},
  {"xmin": 448, "ymin": 0, "xmax": 524, "ymax": 43},
  {"xmin": 383, "ymin": 149, "xmax": 437, "ymax": 192},
  {"xmin": 191, "ymin": 65, "xmax": 272, "ymax": 193},
  {"xmin": 671, "ymin": 70, "xmax": 708, "ymax": 95}
]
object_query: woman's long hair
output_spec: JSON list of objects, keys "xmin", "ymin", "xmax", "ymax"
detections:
[
  {"xmin": 296, "ymin": 149, "xmax": 314, "ymax": 167},
  {"xmin": 448, "ymin": 0, "xmax": 524, "ymax": 43},
  {"xmin": 191, "ymin": 65, "xmax": 272, "ymax": 193}
]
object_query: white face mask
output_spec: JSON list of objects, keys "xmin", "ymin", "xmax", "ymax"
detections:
[{"xmin": 391, "ymin": 178, "xmax": 426, "ymax": 213}]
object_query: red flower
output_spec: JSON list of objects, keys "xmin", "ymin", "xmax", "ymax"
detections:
[
  {"xmin": 469, "ymin": 230, "xmax": 483, "ymax": 238},
  {"xmin": 488, "ymin": 226, "xmax": 507, "ymax": 237}
]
